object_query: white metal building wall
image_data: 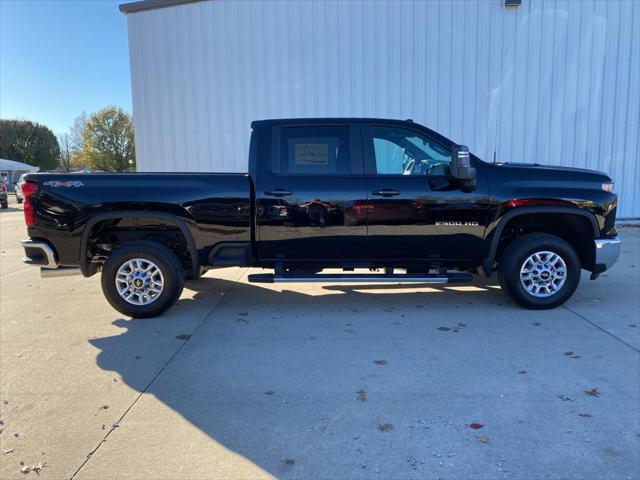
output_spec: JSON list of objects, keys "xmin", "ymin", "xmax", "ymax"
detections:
[{"xmin": 125, "ymin": 0, "xmax": 640, "ymax": 218}]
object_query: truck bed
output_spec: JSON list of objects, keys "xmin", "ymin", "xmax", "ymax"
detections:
[{"xmin": 24, "ymin": 172, "xmax": 252, "ymax": 269}]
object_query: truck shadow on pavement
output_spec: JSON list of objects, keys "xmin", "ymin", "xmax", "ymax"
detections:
[{"xmin": 87, "ymin": 275, "xmax": 604, "ymax": 478}]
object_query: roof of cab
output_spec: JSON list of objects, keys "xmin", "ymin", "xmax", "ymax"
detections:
[
  {"xmin": 250, "ymin": 118, "xmax": 417, "ymax": 128},
  {"xmin": 249, "ymin": 118, "xmax": 455, "ymax": 149}
]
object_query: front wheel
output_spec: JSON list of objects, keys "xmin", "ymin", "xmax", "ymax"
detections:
[
  {"xmin": 101, "ymin": 241, "xmax": 185, "ymax": 318},
  {"xmin": 497, "ymin": 233, "xmax": 581, "ymax": 309}
]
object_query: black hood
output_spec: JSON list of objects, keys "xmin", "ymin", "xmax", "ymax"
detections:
[{"xmin": 493, "ymin": 162, "xmax": 612, "ymax": 182}]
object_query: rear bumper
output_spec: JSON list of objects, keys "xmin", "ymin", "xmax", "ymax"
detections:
[
  {"xmin": 21, "ymin": 239, "xmax": 58, "ymax": 268},
  {"xmin": 593, "ymin": 236, "xmax": 621, "ymax": 275}
]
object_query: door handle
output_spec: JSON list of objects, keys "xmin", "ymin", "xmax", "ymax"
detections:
[
  {"xmin": 264, "ymin": 189, "xmax": 292, "ymax": 197},
  {"xmin": 372, "ymin": 188, "xmax": 400, "ymax": 197}
]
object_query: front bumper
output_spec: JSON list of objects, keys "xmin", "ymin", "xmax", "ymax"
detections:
[{"xmin": 592, "ymin": 236, "xmax": 621, "ymax": 276}]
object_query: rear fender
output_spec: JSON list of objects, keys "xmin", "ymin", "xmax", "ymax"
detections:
[{"xmin": 80, "ymin": 211, "xmax": 199, "ymax": 277}]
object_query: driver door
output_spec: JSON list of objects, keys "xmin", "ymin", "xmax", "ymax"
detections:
[{"xmin": 363, "ymin": 123, "xmax": 490, "ymax": 262}]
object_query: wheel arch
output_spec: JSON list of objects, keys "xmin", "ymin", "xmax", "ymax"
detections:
[
  {"xmin": 80, "ymin": 211, "xmax": 199, "ymax": 277},
  {"xmin": 483, "ymin": 206, "xmax": 598, "ymax": 276}
]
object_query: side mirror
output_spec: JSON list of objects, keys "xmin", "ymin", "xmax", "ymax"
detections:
[{"xmin": 450, "ymin": 145, "xmax": 477, "ymax": 192}]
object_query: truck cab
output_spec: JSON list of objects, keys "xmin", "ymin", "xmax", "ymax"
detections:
[{"xmin": 252, "ymin": 118, "xmax": 488, "ymax": 269}]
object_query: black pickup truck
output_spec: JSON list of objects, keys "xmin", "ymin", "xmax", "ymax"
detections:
[{"xmin": 20, "ymin": 118, "xmax": 620, "ymax": 317}]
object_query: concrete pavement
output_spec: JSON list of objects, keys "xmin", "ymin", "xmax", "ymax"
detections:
[{"xmin": 1, "ymin": 206, "xmax": 638, "ymax": 479}]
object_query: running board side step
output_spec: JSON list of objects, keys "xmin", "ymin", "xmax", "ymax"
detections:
[{"xmin": 248, "ymin": 272, "xmax": 473, "ymax": 284}]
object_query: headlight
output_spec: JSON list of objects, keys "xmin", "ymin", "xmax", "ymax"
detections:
[{"xmin": 602, "ymin": 182, "xmax": 614, "ymax": 192}]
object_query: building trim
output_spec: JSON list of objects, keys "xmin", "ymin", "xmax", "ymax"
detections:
[{"xmin": 119, "ymin": 0, "xmax": 204, "ymax": 14}]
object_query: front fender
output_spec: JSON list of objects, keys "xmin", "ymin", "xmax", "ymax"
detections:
[{"xmin": 481, "ymin": 206, "xmax": 599, "ymax": 276}]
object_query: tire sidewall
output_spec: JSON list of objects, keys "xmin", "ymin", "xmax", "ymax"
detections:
[
  {"xmin": 500, "ymin": 235, "xmax": 580, "ymax": 309},
  {"xmin": 101, "ymin": 242, "xmax": 184, "ymax": 318}
]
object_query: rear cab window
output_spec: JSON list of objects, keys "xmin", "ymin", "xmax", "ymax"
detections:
[{"xmin": 275, "ymin": 126, "xmax": 352, "ymax": 175}]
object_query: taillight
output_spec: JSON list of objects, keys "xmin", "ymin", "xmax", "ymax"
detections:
[{"xmin": 21, "ymin": 181, "xmax": 39, "ymax": 227}]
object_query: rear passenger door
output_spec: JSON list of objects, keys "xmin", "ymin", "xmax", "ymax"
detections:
[{"xmin": 255, "ymin": 123, "xmax": 368, "ymax": 263}]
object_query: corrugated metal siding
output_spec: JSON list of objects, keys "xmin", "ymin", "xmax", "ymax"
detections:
[{"xmin": 126, "ymin": 0, "xmax": 640, "ymax": 218}]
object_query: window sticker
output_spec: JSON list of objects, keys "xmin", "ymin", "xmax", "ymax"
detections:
[{"xmin": 295, "ymin": 143, "xmax": 329, "ymax": 165}]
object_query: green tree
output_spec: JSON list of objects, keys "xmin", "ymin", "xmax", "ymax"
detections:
[
  {"xmin": 0, "ymin": 119, "xmax": 60, "ymax": 170},
  {"xmin": 83, "ymin": 107, "xmax": 135, "ymax": 172}
]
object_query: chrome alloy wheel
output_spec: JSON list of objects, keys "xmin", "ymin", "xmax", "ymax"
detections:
[
  {"xmin": 115, "ymin": 258, "xmax": 164, "ymax": 305},
  {"xmin": 519, "ymin": 251, "xmax": 567, "ymax": 298}
]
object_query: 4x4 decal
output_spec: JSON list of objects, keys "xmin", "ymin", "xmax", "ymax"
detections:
[{"xmin": 43, "ymin": 180, "xmax": 83, "ymax": 188}]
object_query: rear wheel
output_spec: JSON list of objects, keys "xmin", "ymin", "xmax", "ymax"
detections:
[
  {"xmin": 1, "ymin": 201, "xmax": 7, "ymax": 209},
  {"xmin": 497, "ymin": 233, "xmax": 581, "ymax": 309},
  {"xmin": 101, "ymin": 241, "xmax": 184, "ymax": 318}
]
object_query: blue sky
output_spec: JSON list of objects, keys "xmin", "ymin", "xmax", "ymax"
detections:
[{"xmin": 1, "ymin": 0, "xmax": 132, "ymax": 135}]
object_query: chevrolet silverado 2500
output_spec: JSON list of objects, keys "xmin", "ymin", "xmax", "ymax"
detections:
[{"xmin": 20, "ymin": 118, "xmax": 620, "ymax": 317}]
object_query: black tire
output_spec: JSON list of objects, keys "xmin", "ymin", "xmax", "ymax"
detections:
[
  {"xmin": 101, "ymin": 241, "xmax": 185, "ymax": 318},
  {"xmin": 497, "ymin": 233, "xmax": 581, "ymax": 309},
  {"xmin": 1, "ymin": 201, "xmax": 7, "ymax": 209}
]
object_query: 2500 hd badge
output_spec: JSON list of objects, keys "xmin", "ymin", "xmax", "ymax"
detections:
[{"xmin": 435, "ymin": 221, "xmax": 480, "ymax": 226}]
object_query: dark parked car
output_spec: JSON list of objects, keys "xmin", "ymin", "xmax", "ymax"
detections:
[{"xmin": 19, "ymin": 118, "xmax": 620, "ymax": 317}]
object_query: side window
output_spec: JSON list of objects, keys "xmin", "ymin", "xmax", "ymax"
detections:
[
  {"xmin": 370, "ymin": 126, "xmax": 451, "ymax": 176},
  {"xmin": 278, "ymin": 126, "xmax": 350, "ymax": 175}
]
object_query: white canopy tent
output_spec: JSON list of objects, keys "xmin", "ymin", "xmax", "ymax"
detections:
[{"xmin": 0, "ymin": 159, "xmax": 39, "ymax": 186}]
